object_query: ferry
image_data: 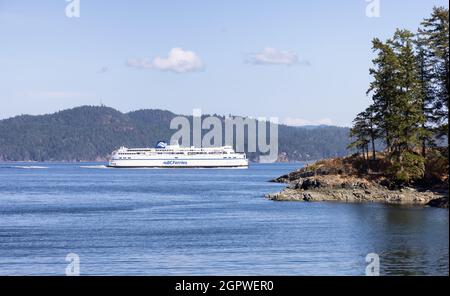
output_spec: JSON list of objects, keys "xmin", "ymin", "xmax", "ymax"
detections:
[{"xmin": 108, "ymin": 141, "xmax": 248, "ymax": 168}]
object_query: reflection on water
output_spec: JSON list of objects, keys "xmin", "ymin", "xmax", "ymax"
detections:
[
  {"xmin": 0, "ymin": 163, "xmax": 448, "ymax": 275},
  {"xmin": 344, "ymin": 204, "xmax": 449, "ymax": 276}
]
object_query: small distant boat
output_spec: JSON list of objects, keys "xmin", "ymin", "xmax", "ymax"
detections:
[{"xmin": 108, "ymin": 141, "xmax": 248, "ymax": 168}]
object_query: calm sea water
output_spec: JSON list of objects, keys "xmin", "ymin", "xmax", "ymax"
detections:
[{"xmin": 0, "ymin": 163, "xmax": 448, "ymax": 275}]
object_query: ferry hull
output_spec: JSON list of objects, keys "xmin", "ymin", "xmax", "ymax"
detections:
[{"xmin": 108, "ymin": 158, "xmax": 248, "ymax": 168}]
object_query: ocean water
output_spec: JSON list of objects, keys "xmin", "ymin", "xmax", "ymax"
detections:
[{"xmin": 0, "ymin": 163, "xmax": 448, "ymax": 276}]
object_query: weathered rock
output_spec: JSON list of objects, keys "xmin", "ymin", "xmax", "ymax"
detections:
[
  {"xmin": 303, "ymin": 193, "xmax": 313, "ymax": 201},
  {"xmin": 300, "ymin": 178, "xmax": 322, "ymax": 189},
  {"xmin": 270, "ymin": 171, "xmax": 315, "ymax": 183},
  {"xmin": 266, "ymin": 186, "xmax": 447, "ymax": 206},
  {"xmin": 268, "ymin": 156, "xmax": 449, "ymax": 207},
  {"xmin": 427, "ymin": 197, "xmax": 449, "ymax": 209}
]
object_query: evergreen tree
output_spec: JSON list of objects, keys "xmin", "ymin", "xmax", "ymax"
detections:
[
  {"xmin": 367, "ymin": 38, "xmax": 399, "ymax": 153},
  {"xmin": 388, "ymin": 29, "xmax": 426, "ymax": 152},
  {"xmin": 419, "ymin": 7, "xmax": 449, "ymax": 138},
  {"xmin": 415, "ymin": 37, "xmax": 435, "ymax": 156},
  {"xmin": 365, "ymin": 105, "xmax": 380, "ymax": 161},
  {"xmin": 349, "ymin": 111, "xmax": 370, "ymax": 161},
  {"xmin": 387, "ymin": 30, "xmax": 426, "ymax": 182},
  {"xmin": 349, "ymin": 107, "xmax": 379, "ymax": 161},
  {"xmin": 356, "ymin": 29, "xmax": 428, "ymax": 183},
  {"xmin": 350, "ymin": 8, "xmax": 448, "ymax": 184}
]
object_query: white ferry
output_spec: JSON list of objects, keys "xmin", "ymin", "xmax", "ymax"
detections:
[{"xmin": 108, "ymin": 141, "xmax": 248, "ymax": 168}]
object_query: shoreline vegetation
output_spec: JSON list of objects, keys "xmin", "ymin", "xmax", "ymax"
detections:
[
  {"xmin": 267, "ymin": 150, "xmax": 448, "ymax": 208},
  {"xmin": 268, "ymin": 7, "xmax": 449, "ymax": 209}
]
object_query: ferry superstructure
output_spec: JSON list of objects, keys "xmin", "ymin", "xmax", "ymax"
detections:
[{"xmin": 108, "ymin": 142, "xmax": 248, "ymax": 168}]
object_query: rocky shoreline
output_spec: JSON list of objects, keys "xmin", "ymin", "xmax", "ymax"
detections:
[{"xmin": 267, "ymin": 159, "xmax": 449, "ymax": 208}]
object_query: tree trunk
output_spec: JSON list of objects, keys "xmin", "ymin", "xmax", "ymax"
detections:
[
  {"xmin": 421, "ymin": 136, "xmax": 426, "ymax": 158},
  {"xmin": 371, "ymin": 136, "xmax": 376, "ymax": 160},
  {"xmin": 386, "ymin": 131, "xmax": 391, "ymax": 155},
  {"xmin": 365, "ymin": 145, "xmax": 370, "ymax": 162}
]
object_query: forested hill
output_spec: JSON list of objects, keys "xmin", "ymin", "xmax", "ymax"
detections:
[{"xmin": 0, "ymin": 106, "xmax": 351, "ymax": 162}]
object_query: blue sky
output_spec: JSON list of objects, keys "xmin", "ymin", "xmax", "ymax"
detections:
[{"xmin": 0, "ymin": 0, "xmax": 448, "ymax": 126}]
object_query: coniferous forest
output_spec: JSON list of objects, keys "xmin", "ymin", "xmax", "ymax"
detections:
[
  {"xmin": 349, "ymin": 7, "xmax": 449, "ymax": 184},
  {"xmin": 0, "ymin": 105, "xmax": 350, "ymax": 162}
]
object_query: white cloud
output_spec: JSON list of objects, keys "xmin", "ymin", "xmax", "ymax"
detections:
[
  {"xmin": 282, "ymin": 117, "xmax": 333, "ymax": 126},
  {"xmin": 247, "ymin": 47, "xmax": 308, "ymax": 65},
  {"xmin": 153, "ymin": 48, "xmax": 203, "ymax": 72},
  {"xmin": 127, "ymin": 48, "xmax": 203, "ymax": 73}
]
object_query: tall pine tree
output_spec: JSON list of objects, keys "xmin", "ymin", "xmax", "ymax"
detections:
[
  {"xmin": 415, "ymin": 37, "xmax": 435, "ymax": 156},
  {"xmin": 419, "ymin": 7, "xmax": 449, "ymax": 138},
  {"xmin": 367, "ymin": 38, "xmax": 399, "ymax": 153},
  {"xmin": 387, "ymin": 30, "xmax": 426, "ymax": 182}
]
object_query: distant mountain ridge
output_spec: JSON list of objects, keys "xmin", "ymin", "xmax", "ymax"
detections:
[{"xmin": 0, "ymin": 106, "xmax": 351, "ymax": 162}]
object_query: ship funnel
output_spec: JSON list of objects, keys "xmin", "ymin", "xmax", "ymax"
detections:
[{"xmin": 155, "ymin": 141, "xmax": 168, "ymax": 149}]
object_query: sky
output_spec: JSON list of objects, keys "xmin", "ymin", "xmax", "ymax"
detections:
[{"xmin": 0, "ymin": 0, "xmax": 448, "ymax": 126}]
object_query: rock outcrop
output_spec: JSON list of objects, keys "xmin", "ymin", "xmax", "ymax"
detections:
[{"xmin": 267, "ymin": 157, "xmax": 449, "ymax": 208}]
